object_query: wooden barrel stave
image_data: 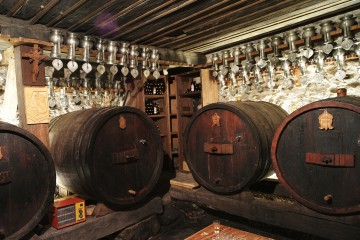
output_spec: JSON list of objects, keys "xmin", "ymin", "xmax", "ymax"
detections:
[{"xmin": 184, "ymin": 101, "xmax": 288, "ymax": 194}]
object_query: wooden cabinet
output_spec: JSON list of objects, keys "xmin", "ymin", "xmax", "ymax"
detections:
[
  {"xmin": 173, "ymin": 70, "xmax": 202, "ymax": 171},
  {"xmin": 138, "ymin": 69, "xmax": 218, "ymax": 171},
  {"xmin": 139, "ymin": 75, "xmax": 172, "ymax": 169}
]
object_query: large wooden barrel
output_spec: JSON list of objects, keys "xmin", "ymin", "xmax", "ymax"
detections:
[
  {"xmin": 271, "ymin": 96, "xmax": 360, "ymax": 214},
  {"xmin": 184, "ymin": 101, "xmax": 288, "ymax": 194},
  {"xmin": 0, "ymin": 122, "xmax": 55, "ymax": 240},
  {"xmin": 49, "ymin": 107, "xmax": 163, "ymax": 208}
]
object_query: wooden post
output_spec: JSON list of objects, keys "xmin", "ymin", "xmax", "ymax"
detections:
[
  {"xmin": 14, "ymin": 45, "xmax": 50, "ymax": 149},
  {"xmin": 201, "ymin": 69, "xmax": 218, "ymax": 106}
]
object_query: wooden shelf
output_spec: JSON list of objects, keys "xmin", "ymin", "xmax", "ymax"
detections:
[
  {"xmin": 144, "ymin": 94, "xmax": 165, "ymax": 99},
  {"xmin": 180, "ymin": 113, "xmax": 194, "ymax": 117},
  {"xmin": 180, "ymin": 92, "xmax": 201, "ymax": 98},
  {"xmin": 148, "ymin": 114, "xmax": 166, "ymax": 118}
]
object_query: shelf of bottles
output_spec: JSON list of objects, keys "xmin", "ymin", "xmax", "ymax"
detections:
[
  {"xmin": 180, "ymin": 80, "xmax": 202, "ymax": 97},
  {"xmin": 144, "ymin": 79, "xmax": 166, "ymax": 95}
]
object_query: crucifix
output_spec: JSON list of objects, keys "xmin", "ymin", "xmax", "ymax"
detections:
[{"xmin": 22, "ymin": 44, "xmax": 47, "ymax": 83}]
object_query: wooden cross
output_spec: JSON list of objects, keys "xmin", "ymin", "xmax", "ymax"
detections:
[{"xmin": 22, "ymin": 44, "xmax": 47, "ymax": 83}]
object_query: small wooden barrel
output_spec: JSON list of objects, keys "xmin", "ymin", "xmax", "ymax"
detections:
[
  {"xmin": 0, "ymin": 122, "xmax": 55, "ymax": 240},
  {"xmin": 49, "ymin": 107, "xmax": 163, "ymax": 208},
  {"xmin": 272, "ymin": 96, "xmax": 360, "ymax": 214},
  {"xmin": 184, "ymin": 101, "xmax": 288, "ymax": 194}
]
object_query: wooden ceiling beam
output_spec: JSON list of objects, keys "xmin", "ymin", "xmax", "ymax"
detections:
[
  {"xmin": 132, "ymin": 0, "xmax": 233, "ymax": 44},
  {"xmin": 100, "ymin": 0, "xmax": 179, "ymax": 38},
  {"xmin": 159, "ymin": 0, "xmax": 295, "ymax": 49},
  {"xmin": 6, "ymin": 0, "xmax": 27, "ymax": 17},
  {"xmin": 85, "ymin": 0, "xmax": 150, "ymax": 35},
  {"xmin": 29, "ymin": 0, "xmax": 60, "ymax": 25},
  {"xmin": 186, "ymin": 0, "xmax": 360, "ymax": 53},
  {"xmin": 68, "ymin": 0, "xmax": 119, "ymax": 31},
  {"xmin": 142, "ymin": 0, "xmax": 250, "ymax": 46},
  {"xmin": 46, "ymin": 0, "xmax": 89, "ymax": 27},
  {"xmin": 109, "ymin": 0, "xmax": 198, "ymax": 38}
]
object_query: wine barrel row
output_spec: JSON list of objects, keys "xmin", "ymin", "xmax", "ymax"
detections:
[
  {"xmin": 3, "ymin": 97, "xmax": 359, "ymax": 239},
  {"xmin": 185, "ymin": 97, "xmax": 360, "ymax": 215}
]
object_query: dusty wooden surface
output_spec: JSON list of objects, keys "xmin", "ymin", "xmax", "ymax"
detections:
[
  {"xmin": 33, "ymin": 197, "xmax": 163, "ymax": 240},
  {"xmin": 170, "ymin": 173, "xmax": 360, "ymax": 240},
  {"xmin": 185, "ymin": 223, "xmax": 273, "ymax": 240}
]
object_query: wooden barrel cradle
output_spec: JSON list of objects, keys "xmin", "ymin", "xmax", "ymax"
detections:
[
  {"xmin": 0, "ymin": 122, "xmax": 55, "ymax": 240},
  {"xmin": 271, "ymin": 96, "xmax": 360, "ymax": 214},
  {"xmin": 183, "ymin": 101, "xmax": 288, "ymax": 194},
  {"xmin": 49, "ymin": 107, "xmax": 163, "ymax": 209}
]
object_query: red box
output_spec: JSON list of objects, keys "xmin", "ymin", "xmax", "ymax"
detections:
[{"xmin": 51, "ymin": 197, "xmax": 86, "ymax": 229}]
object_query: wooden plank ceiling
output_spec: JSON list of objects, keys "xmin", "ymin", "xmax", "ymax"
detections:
[{"xmin": 0, "ymin": 0, "xmax": 359, "ymax": 54}]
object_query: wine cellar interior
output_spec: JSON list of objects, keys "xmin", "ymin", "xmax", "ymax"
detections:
[{"xmin": 1, "ymin": 1, "xmax": 360, "ymax": 239}]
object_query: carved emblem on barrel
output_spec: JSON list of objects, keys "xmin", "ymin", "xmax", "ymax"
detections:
[{"xmin": 319, "ymin": 109, "xmax": 334, "ymax": 130}]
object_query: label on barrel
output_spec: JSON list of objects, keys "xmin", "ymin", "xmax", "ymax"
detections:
[
  {"xmin": 119, "ymin": 116, "xmax": 126, "ymax": 129},
  {"xmin": 212, "ymin": 112, "xmax": 220, "ymax": 127},
  {"xmin": 318, "ymin": 110, "xmax": 334, "ymax": 130}
]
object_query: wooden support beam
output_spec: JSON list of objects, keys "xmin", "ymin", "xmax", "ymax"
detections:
[
  {"xmin": 6, "ymin": 0, "xmax": 27, "ymax": 17},
  {"xmin": 29, "ymin": 0, "xmax": 60, "ymax": 25},
  {"xmin": 108, "ymin": 0, "xmax": 199, "ymax": 39},
  {"xmin": 85, "ymin": 0, "xmax": 151, "ymax": 35},
  {"xmin": 46, "ymin": 0, "xmax": 89, "ymax": 27},
  {"xmin": 180, "ymin": 0, "xmax": 360, "ymax": 52},
  {"xmin": 34, "ymin": 197, "xmax": 163, "ymax": 240},
  {"xmin": 132, "ymin": 0, "xmax": 233, "ymax": 43},
  {"xmin": 170, "ymin": 180, "xmax": 360, "ymax": 240},
  {"xmin": 68, "ymin": 0, "xmax": 119, "ymax": 31},
  {"xmin": 158, "ymin": 0, "xmax": 297, "ymax": 48}
]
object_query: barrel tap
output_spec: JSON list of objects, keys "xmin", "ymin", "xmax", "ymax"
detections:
[
  {"xmin": 107, "ymin": 41, "xmax": 119, "ymax": 82},
  {"xmin": 313, "ymin": 47, "xmax": 326, "ymax": 83},
  {"xmin": 211, "ymin": 52, "xmax": 220, "ymax": 78},
  {"xmin": 285, "ymin": 30, "xmax": 299, "ymax": 63},
  {"xmin": 221, "ymin": 50, "xmax": 230, "ymax": 77},
  {"xmin": 254, "ymin": 40, "xmax": 268, "ymax": 92},
  {"xmin": 129, "ymin": 45, "xmax": 139, "ymax": 78},
  {"xmin": 96, "ymin": 38, "xmax": 107, "ymax": 75},
  {"xmin": 140, "ymin": 47, "xmax": 150, "ymax": 78},
  {"xmin": 339, "ymin": 14, "xmax": 357, "ymax": 51},
  {"xmin": 267, "ymin": 36, "xmax": 282, "ymax": 89},
  {"xmin": 49, "ymin": 29, "xmax": 64, "ymax": 71},
  {"xmin": 66, "ymin": 32, "xmax": 79, "ymax": 73},
  {"xmin": 80, "ymin": 36, "xmax": 93, "ymax": 74},
  {"xmin": 298, "ymin": 26, "xmax": 316, "ymax": 85},
  {"xmin": 355, "ymin": 32, "xmax": 360, "ymax": 76},
  {"xmin": 320, "ymin": 21, "xmax": 335, "ymax": 55},
  {"xmin": 119, "ymin": 42, "xmax": 130, "ymax": 77}
]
